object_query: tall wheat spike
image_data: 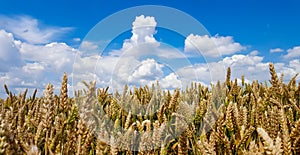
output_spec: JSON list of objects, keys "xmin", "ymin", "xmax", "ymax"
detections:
[
  {"xmin": 60, "ymin": 73, "xmax": 69, "ymax": 113},
  {"xmin": 0, "ymin": 120, "xmax": 8, "ymax": 154},
  {"xmin": 280, "ymin": 108, "xmax": 292, "ymax": 155},
  {"xmin": 269, "ymin": 63, "xmax": 281, "ymax": 96},
  {"xmin": 178, "ymin": 130, "xmax": 188, "ymax": 155}
]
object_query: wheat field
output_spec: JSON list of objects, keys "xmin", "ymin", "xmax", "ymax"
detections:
[{"xmin": 0, "ymin": 63, "xmax": 300, "ymax": 155}]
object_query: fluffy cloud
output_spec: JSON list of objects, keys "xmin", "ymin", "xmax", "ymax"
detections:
[
  {"xmin": 74, "ymin": 15, "xmax": 187, "ymax": 92},
  {"xmin": 222, "ymin": 54, "xmax": 269, "ymax": 81},
  {"xmin": 19, "ymin": 42, "xmax": 77, "ymax": 72},
  {"xmin": 73, "ymin": 15, "xmax": 162, "ymax": 92},
  {"xmin": 284, "ymin": 46, "xmax": 300, "ymax": 59},
  {"xmin": 175, "ymin": 53, "xmax": 300, "ymax": 86},
  {"xmin": 176, "ymin": 54, "xmax": 269, "ymax": 86},
  {"xmin": 160, "ymin": 73, "xmax": 182, "ymax": 89},
  {"xmin": 289, "ymin": 59, "xmax": 300, "ymax": 74},
  {"xmin": 0, "ymin": 15, "xmax": 72, "ymax": 44},
  {"xmin": 184, "ymin": 34, "xmax": 245, "ymax": 57},
  {"xmin": 222, "ymin": 54, "xmax": 264, "ymax": 66},
  {"xmin": 109, "ymin": 15, "xmax": 160, "ymax": 58},
  {"xmin": 128, "ymin": 59, "xmax": 163, "ymax": 83},
  {"xmin": 22, "ymin": 63, "xmax": 45, "ymax": 75},
  {"xmin": 0, "ymin": 29, "xmax": 76, "ymax": 97},
  {"xmin": 109, "ymin": 15, "xmax": 176, "ymax": 58},
  {"xmin": 0, "ymin": 16, "xmax": 75, "ymax": 94},
  {"xmin": 176, "ymin": 62, "xmax": 226, "ymax": 85},
  {"xmin": 122, "ymin": 15, "xmax": 159, "ymax": 51},
  {"xmin": 0, "ymin": 30, "xmax": 23, "ymax": 72},
  {"xmin": 73, "ymin": 54, "xmax": 132, "ymax": 92},
  {"xmin": 80, "ymin": 41, "xmax": 98, "ymax": 51},
  {"xmin": 270, "ymin": 48, "xmax": 284, "ymax": 53}
]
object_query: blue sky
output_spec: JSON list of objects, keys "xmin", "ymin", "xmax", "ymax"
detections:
[
  {"xmin": 1, "ymin": 0, "xmax": 300, "ymax": 50},
  {"xmin": 0, "ymin": 0, "xmax": 300, "ymax": 96}
]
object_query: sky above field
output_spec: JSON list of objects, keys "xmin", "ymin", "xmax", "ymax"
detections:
[{"xmin": 0, "ymin": 0, "xmax": 300, "ymax": 97}]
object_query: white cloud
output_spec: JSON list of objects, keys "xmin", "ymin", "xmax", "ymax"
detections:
[
  {"xmin": 128, "ymin": 59, "xmax": 163, "ymax": 83},
  {"xmin": 174, "ymin": 53, "xmax": 300, "ymax": 86},
  {"xmin": 0, "ymin": 30, "xmax": 23, "ymax": 72},
  {"xmin": 109, "ymin": 15, "xmax": 164, "ymax": 58},
  {"xmin": 222, "ymin": 54, "xmax": 270, "ymax": 81},
  {"xmin": 122, "ymin": 15, "xmax": 159, "ymax": 51},
  {"xmin": 270, "ymin": 48, "xmax": 284, "ymax": 53},
  {"xmin": 223, "ymin": 54, "xmax": 264, "ymax": 66},
  {"xmin": 160, "ymin": 73, "xmax": 182, "ymax": 89},
  {"xmin": 176, "ymin": 62, "xmax": 226, "ymax": 85},
  {"xmin": 109, "ymin": 15, "xmax": 186, "ymax": 60},
  {"xmin": 184, "ymin": 34, "xmax": 245, "ymax": 57},
  {"xmin": 19, "ymin": 42, "xmax": 77, "ymax": 72},
  {"xmin": 80, "ymin": 41, "xmax": 98, "ymax": 51},
  {"xmin": 72, "ymin": 54, "xmax": 119, "ymax": 89},
  {"xmin": 73, "ymin": 15, "xmax": 163, "ymax": 92},
  {"xmin": 284, "ymin": 46, "xmax": 300, "ymax": 59},
  {"xmin": 289, "ymin": 59, "xmax": 300, "ymax": 74},
  {"xmin": 0, "ymin": 15, "xmax": 72, "ymax": 44},
  {"xmin": 249, "ymin": 50, "xmax": 259, "ymax": 56},
  {"xmin": 22, "ymin": 62, "xmax": 45, "ymax": 74},
  {"xmin": 0, "ymin": 29, "xmax": 77, "ymax": 97}
]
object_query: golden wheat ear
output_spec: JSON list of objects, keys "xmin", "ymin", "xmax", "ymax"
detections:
[
  {"xmin": 280, "ymin": 108, "xmax": 292, "ymax": 155},
  {"xmin": 59, "ymin": 73, "xmax": 69, "ymax": 113},
  {"xmin": 269, "ymin": 63, "xmax": 282, "ymax": 96},
  {"xmin": 0, "ymin": 120, "xmax": 8, "ymax": 154}
]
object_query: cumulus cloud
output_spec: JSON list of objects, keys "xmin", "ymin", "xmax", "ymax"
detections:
[
  {"xmin": 122, "ymin": 15, "xmax": 159, "ymax": 51},
  {"xmin": 160, "ymin": 73, "xmax": 182, "ymax": 89},
  {"xmin": 175, "ymin": 53, "xmax": 300, "ymax": 86},
  {"xmin": 80, "ymin": 41, "xmax": 98, "ymax": 51},
  {"xmin": 74, "ymin": 15, "xmax": 188, "ymax": 92},
  {"xmin": 176, "ymin": 62, "xmax": 226, "ymax": 85},
  {"xmin": 73, "ymin": 54, "xmax": 129, "ymax": 92},
  {"xmin": 22, "ymin": 63, "xmax": 45, "ymax": 75},
  {"xmin": 0, "ymin": 15, "xmax": 72, "ymax": 44},
  {"xmin": 175, "ymin": 54, "xmax": 273, "ymax": 86},
  {"xmin": 289, "ymin": 59, "xmax": 300, "ymax": 74},
  {"xmin": 109, "ymin": 15, "xmax": 160, "ymax": 58},
  {"xmin": 221, "ymin": 54, "xmax": 269, "ymax": 81},
  {"xmin": 73, "ymin": 15, "xmax": 163, "ymax": 92},
  {"xmin": 109, "ymin": 15, "xmax": 186, "ymax": 59},
  {"xmin": 184, "ymin": 34, "xmax": 245, "ymax": 57},
  {"xmin": 284, "ymin": 46, "xmax": 300, "ymax": 59},
  {"xmin": 128, "ymin": 59, "xmax": 163, "ymax": 83},
  {"xmin": 19, "ymin": 42, "xmax": 77, "ymax": 72},
  {"xmin": 270, "ymin": 48, "xmax": 284, "ymax": 53},
  {"xmin": 0, "ymin": 30, "xmax": 23, "ymax": 72},
  {"xmin": 0, "ymin": 29, "xmax": 77, "ymax": 97},
  {"xmin": 222, "ymin": 54, "xmax": 264, "ymax": 66}
]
